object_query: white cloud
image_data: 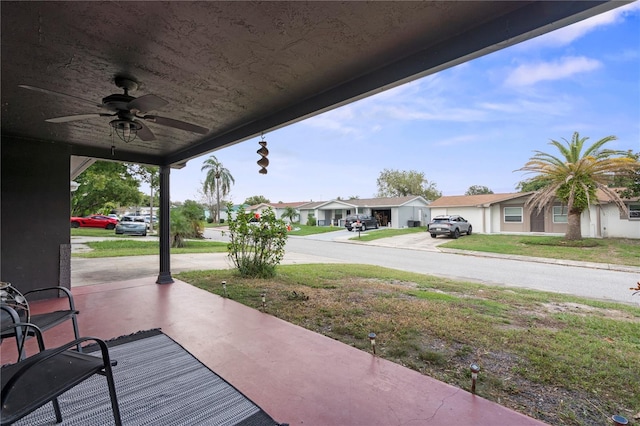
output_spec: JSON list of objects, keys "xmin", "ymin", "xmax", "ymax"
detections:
[
  {"xmin": 524, "ymin": 1, "xmax": 640, "ymax": 48},
  {"xmin": 505, "ymin": 56, "xmax": 601, "ymax": 87}
]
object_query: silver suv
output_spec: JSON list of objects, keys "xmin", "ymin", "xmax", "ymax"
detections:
[{"xmin": 428, "ymin": 215, "xmax": 472, "ymax": 239}]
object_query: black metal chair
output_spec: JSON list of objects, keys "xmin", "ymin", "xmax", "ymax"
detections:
[
  {"xmin": 0, "ymin": 322, "xmax": 122, "ymax": 425},
  {"xmin": 0, "ymin": 286, "xmax": 81, "ymax": 359}
]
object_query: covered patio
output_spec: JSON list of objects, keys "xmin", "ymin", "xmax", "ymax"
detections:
[
  {"xmin": 1, "ymin": 2, "xmax": 628, "ymax": 424},
  {"xmin": 1, "ymin": 277, "xmax": 545, "ymax": 425}
]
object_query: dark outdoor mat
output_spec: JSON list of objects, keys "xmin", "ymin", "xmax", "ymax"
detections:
[{"xmin": 16, "ymin": 329, "xmax": 285, "ymax": 426}]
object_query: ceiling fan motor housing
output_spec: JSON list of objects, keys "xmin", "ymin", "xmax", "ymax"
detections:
[{"xmin": 102, "ymin": 93, "xmax": 136, "ymax": 111}]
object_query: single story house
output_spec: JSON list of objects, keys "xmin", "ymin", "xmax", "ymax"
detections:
[
  {"xmin": 276, "ymin": 196, "xmax": 431, "ymax": 228},
  {"xmin": 249, "ymin": 202, "xmax": 310, "ymax": 222},
  {"xmin": 428, "ymin": 191, "xmax": 640, "ymax": 238}
]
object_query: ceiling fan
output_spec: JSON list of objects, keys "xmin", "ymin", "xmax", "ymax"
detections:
[{"xmin": 19, "ymin": 76, "xmax": 209, "ymax": 142}]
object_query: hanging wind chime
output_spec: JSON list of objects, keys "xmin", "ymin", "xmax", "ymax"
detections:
[{"xmin": 257, "ymin": 134, "xmax": 269, "ymax": 174}]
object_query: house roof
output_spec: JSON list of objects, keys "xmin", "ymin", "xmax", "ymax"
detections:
[
  {"xmin": 269, "ymin": 202, "xmax": 312, "ymax": 209},
  {"xmin": 345, "ymin": 196, "xmax": 430, "ymax": 208},
  {"xmin": 430, "ymin": 189, "xmax": 640, "ymax": 209},
  {"xmin": 249, "ymin": 201, "xmax": 312, "ymax": 210},
  {"xmin": 596, "ymin": 188, "xmax": 640, "ymax": 203},
  {"xmin": 298, "ymin": 201, "xmax": 326, "ymax": 210},
  {"xmin": 1, "ymin": 1, "xmax": 623, "ymax": 169},
  {"xmin": 299, "ymin": 196, "xmax": 430, "ymax": 209},
  {"xmin": 429, "ymin": 192, "xmax": 533, "ymax": 208}
]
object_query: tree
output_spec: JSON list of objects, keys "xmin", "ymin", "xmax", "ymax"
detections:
[
  {"xmin": 128, "ymin": 165, "xmax": 159, "ymax": 231},
  {"xmin": 282, "ymin": 206, "xmax": 299, "ymax": 223},
  {"xmin": 244, "ymin": 195, "xmax": 271, "ymax": 206},
  {"xmin": 517, "ymin": 132, "xmax": 638, "ymax": 240},
  {"xmin": 376, "ymin": 169, "xmax": 441, "ymax": 201},
  {"xmin": 201, "ymin": 156, "xmax": 235, "ymax": 223},
  {"xmin": 465, "ymin": 185, "xmax": 494, "ymax": 195},
  {"xmin": 72, "ymin": 161, "xmax": 141, "ymax": 216},
  {"xmin": 226, "ymin": 206, "xmax": 288, "ymax": 278},
  {"xmin": 515, "ymin": 177, "xmax": 552, "ymax": 192},
  {"xmin": 611, "ymin": 151, "xmax": 640, "ymax": 199}
]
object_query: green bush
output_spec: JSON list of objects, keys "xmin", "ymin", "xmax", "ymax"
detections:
[
  {"xmin": 226, "ymin": 206, "xmax": 288, "ymax": 278},
  {"xmin": 307, "ymin": 213, "xmax": 317, "ymax": 226},
  {"xmin": 170, "ymin": 200, "xmax": 205, "ymax": 247}
]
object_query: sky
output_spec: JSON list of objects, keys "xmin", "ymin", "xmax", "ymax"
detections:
[{"xmin": 168, "ymin": 2, "xmax": 640, "ymax": 205}]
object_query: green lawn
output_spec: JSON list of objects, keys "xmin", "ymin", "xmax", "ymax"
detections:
[
  {"xmin": 440, "ymin": 234, "xmax": 640, "ymax": 267},
  {"xmin": 71, "ymin": 228, "xmax": 138, "ymax": 238},
  {"xmin": 348, "ymin": 226, "xmax": 427, "ymax": 241},
  {"xmin": 73, "ymin": 239, "xmax": 228, "ymax": 258}
]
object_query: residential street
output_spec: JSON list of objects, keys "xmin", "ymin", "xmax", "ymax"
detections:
[{"xmin": 71, "ymin": 229, "xmax": 640, "ymax": 305}]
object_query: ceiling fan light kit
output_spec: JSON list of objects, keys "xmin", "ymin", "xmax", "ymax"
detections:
[
  {"xmin": 110, "ymin": 118, "xmax": 143, "ymax": 143},
  {"xmin": 19, "ymin": 75, "xmax": 209, "ymax": 144}
]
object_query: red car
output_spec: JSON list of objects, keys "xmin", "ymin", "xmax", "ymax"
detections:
[{"xmin": 70, "ymin": 215, "xmax": 119, "ymax": 229}]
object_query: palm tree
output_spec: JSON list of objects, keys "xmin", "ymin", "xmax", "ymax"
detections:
[
  {"xmin": 282, "ymin": 206, "xmax": 299, "ymax": 224},
  {"xmin": 517, "ymin": 132, "xmax": 638, "ymax": 240},
  {"xmin": 201, "ymin": 155, "xmax": 235, "ymax": 223}
]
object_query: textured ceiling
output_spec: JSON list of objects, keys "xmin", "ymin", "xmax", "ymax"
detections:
[{"xmin": 1, "ymin": 1, "xmax": 624, "ymax": 169}]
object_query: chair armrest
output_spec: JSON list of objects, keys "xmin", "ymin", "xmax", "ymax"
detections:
[
  {"xmin": 23, "ymin": 286, "xmax": 77, "ymax": 312},
  {"xmin": 0, "ymin": 322, "xmax": 45, "ymax": 352},
  {"xmin": 1, "ymin": 335, "xmax": 113, "ymax": 399}
]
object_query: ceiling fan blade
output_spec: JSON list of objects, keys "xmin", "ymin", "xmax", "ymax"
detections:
[
  {"xmin": 142, "ymin": 115, "xmax": 209, "ymax": 135},
  {"xmin": 128, "ymin": 94, "xmax": 168, "ymax": 114},
  {"xmin": 19, "ymin": 85, "xmax": 100, "ymax": 107},
  {"xmin": 45, "ymin": 113, "xmax": 105, "ymax": 123},
  {"xmin": 135, "ymin": 120, "xmax": 156, "ymax": 141}
]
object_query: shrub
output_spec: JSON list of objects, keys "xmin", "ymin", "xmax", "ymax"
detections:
[
  {"xmin": 170, "ymin": 201, "xmax": 205, "ymax": 247},
  {"xmin": 226, "ymin": 206, "xmax": 288, "ymax": 278},
  {"xmin": 307, "ymin": 213, "xmax": 317, "ymax": 226}
]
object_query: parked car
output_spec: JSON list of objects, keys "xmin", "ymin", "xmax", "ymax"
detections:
[
  {"xmin": 107, "ymin": 214, "xmax": 120, "ymax": 221},
  {"xmin": 70, "ymin": 215, "xmax": 119, "ymax": 230},
  {"xmin": 141, "ymin": 214, "xmax": 158, "ymax": 225},
  {"xmin": 428, "ymin": 215, "xmax": 472, "ymax": 239},
  {"xmin": 115, "ymin": 217, "xmax": 147, "ymax": 236},
  {"xmin": 121, "ymin": 215, "xmax": 151, "ymax": 229},
  {"xmin": 344, "ymin": 214, "xmax": 379, "ymax": 232}
]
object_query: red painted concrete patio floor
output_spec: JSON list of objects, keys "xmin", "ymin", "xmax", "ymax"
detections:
[{"xmin": 2, "ymin": 278, "xmax": 547, "ymax": 425}]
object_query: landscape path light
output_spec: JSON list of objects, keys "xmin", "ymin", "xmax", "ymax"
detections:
[
  {"xmin": 261, "ymin": 292, "xmax": 266, "ymax": 311},
  {"xmin": 612, "ymin": 415, "xmax": 628, "ymax": 426},
  {"xmin": 221, "ymin": 281, "xmax": 227, "ymax": 298},
  {"xmin": 368, "ymin": 332, "xmax": 377, "ymax": 355},
  {"xmin": 470, "ymin": 363, "xmax": 480, "ymax": 394}
]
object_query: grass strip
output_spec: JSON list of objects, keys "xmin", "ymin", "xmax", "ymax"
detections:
[
  {"xmin": 74, "ymin": 240, "xmax": 228, "ymax": 257},
  {"xmin": 442, "ymin": 234, "xmax": 640, "ymax": 267}
]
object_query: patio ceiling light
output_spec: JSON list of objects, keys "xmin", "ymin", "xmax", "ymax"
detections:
[{"xmin": 110, "ymin": 119, "xmax": 142, "ymax": 143}]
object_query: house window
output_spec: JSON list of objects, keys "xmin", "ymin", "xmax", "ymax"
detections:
[
  {"xmin": 630, "ymin": 204, "xmax": 640, "ymax": 219},
  {"xmin": 504, "ymin": 207, "xmax": 522, "ymax": 223},
  {"xmin": 553, "ymin": 206, "xmax": 568, "ymax": 223}
]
